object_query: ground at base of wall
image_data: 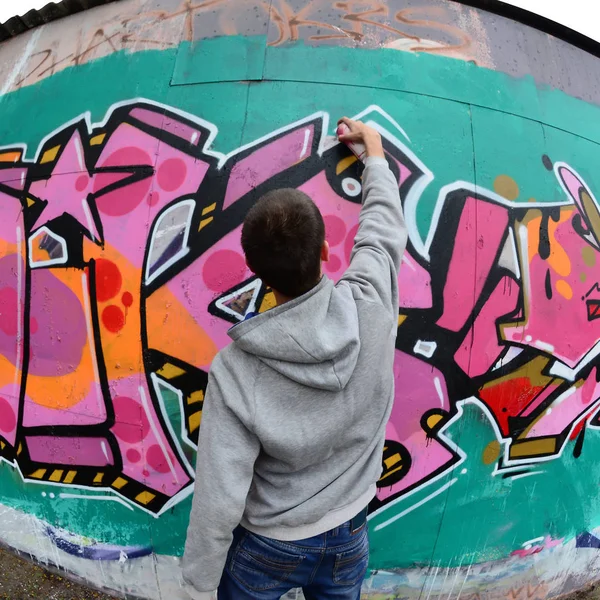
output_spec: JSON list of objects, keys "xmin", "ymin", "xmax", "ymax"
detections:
[
  {"xmin": 563, "ymin": 585, "xmax": 600, "ymax": 599},
  {"xmin": 2, "ymin": 542, "xmax": 600, "ymax": 600},
  {"xmin": 0, "ymin": 546, "xmax": 118, "ymax": 600}
]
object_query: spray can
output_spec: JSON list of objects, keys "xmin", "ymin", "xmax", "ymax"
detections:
[{"xmin": 336, "ymin": 122, "xmax": 367, "ymax": 163}]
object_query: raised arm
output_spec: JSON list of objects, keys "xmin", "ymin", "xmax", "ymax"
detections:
[{"xmin": 338, "ymin": 118, "xmax": 407, "ymax": 314}]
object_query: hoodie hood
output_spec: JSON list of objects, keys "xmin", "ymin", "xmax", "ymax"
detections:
[{"xmin": 229, "ymin": 277, "xmax": 360, "ymax": 392}]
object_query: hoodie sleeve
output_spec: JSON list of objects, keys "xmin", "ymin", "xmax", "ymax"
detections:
[
  {"xmin": 181, "ymin": 350, "xmax": 260, "ymax": 593},
  {"xmin": 339, "ymin": 156, "xmax": 407, "ymax": 315}
]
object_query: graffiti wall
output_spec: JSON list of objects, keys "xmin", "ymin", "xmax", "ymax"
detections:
[{"xmin": 3, "ymin": 0, "xmax": 600, "ymax": 598}]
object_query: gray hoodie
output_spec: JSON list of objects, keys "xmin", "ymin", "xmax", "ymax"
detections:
[{"xmin": 182, "ymin": 156, "xmax": 406, "ymax": 594}]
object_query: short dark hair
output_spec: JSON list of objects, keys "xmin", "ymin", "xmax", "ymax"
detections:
[{"xmin": 241, "ymin": 188, "xmax": 325, "ymax": 298}]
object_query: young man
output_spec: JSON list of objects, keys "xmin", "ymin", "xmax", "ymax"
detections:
[{"xmin": 182, "ymin": 117, "xmax": 407, "ymax": 600}]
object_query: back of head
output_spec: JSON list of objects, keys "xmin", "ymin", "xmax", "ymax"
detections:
[{"xmin": 241, "ymin": 188, "xmax": 325, "ymax": 298}]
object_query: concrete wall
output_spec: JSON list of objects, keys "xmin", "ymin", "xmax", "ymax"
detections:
[{"xmin": 2, "ymin": 1, "xmax": 600, "ymax": 598}]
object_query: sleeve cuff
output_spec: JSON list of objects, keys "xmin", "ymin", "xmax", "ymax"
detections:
[
  {"xmin": 364, "ymin": 156, "xmax": 389, "ymax": 167},
  {"xmin": 184, "ymin": 584, "xmax": 217, "ymax": 600}
]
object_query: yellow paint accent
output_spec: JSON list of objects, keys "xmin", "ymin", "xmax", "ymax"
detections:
[
  {"xmin": 493, "ymin": 174, "xmax": 519, "ymax": 201},
  {"xmin": 188, "ymin": 390, "xmax": 204, "ymax": 405},
  {"xmin": 556, "ymin": 279, "xmax": 573, "ymax": 300},
  {"xmin": 380, "ymin": 445, "xmax": 405, "ymax": 482},
  {"xmin": 90, "ymin": 134, "xmax": 106, "ymax": 146},
  {"xmin": 135, "ymin": 491, "xmax": 156, "ymax": 505},
  {"xmin": 156, "ymin": 363, "xmax": 186, "ymax": 379},
  {"xmin": 582, "ymin": 190, "xmax": 600, "ymax": 240},
  {"xmin": 0, "ymin": 151, "xmax": 21, "ymax": 162},
  {"xmin": 112, "ymin": 477, "xmax": 128, "ymax": 489},
  {"xmin": 49, "ymin": 470, "xmax": 64, "ymax": 482},
  {"xmin": 93, "ymin": 472, "xmax": 104, "ymax": 484},
  {"xmin": 40, "ymin": 145, "xmax": 61, "ymax": 164},
  {"xmin": 581, "ymin": 272, "xmax": 588, "ymax": 283},
  {"xmin": 522, "ymin": 210, "xmax": 541, "ymax": 264},
  {"xmin": 199, "ymin": 217, "xmax": 213, "ymax": 231},
  {"xmin": 17, "ymin": 443, "xmax": 22, "ymax": 455},
  {"xmin": 64, "ymin": 471, "xmax": 77, "ymax": 484},
  {"xmin": 482, "ymin": 356, "xmax": 551, "ymax": 390},
  {"xmin": 482, "ymin": 441, "xmax": 501, "ymax": 465},
  {"xmin": 509, "ymin": 438, "xmax": 556, "ymax": 458},
  {"xmin": 426, "ymin": 414, "xmax": 443, "ymax": 430},
  {"xmin": 383, "ymin": 453, "xmax": 402, "ymax": 469},
  {"xmin": 30, "ymin": 469, "xmax": 46, "ymax": 479},
  {"xmin": 202, "ymin": 203, "xmax": 217, "ymax": 216},
  {"xmin": 398, "ymin": 315, "xmax": 407, "ymax": 327},
  {"xmin": 582, "ymin": 245, "xmax": 596, "ymax": 267},
  {"xmin": 379, "ymin": 466, "xmax": 404, "ymax": 482},
  {"xmin": 26, "ymin": 197, "xmax": 35, "ymax": 207},
  {"xmin": 336, "ymin": 155, "xmax": 358, "ymax": 175},
  {"xmin": 259, "ymin": 291, "xmax": 277, "ymax": 313},
  {"xmin": 189, "ymin": 411, "xmax": 201, "ymax": 432},
  {"xmin": 0, "ymin": 441, "xmax": 4, "ymax": 450}
]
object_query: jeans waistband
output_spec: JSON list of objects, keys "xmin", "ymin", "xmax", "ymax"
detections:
[{"xmin": 349, "ymin": 507, "xmax": 368, "ymax": 533}]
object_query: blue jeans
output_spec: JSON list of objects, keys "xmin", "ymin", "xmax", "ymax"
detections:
[{"xmin": 218, "ymin": 510, "xmax": 369, "ymax": 599}]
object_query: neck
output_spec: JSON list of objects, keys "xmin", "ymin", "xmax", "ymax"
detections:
[
  {"xmin": 272, "ymin": 276, "xmax": 324, "ymax": 307},
  {"xmin": 273, "ymin": 290, "xmax": 293, "ymax": 306}
]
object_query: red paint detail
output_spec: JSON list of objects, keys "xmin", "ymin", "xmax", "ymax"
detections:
[
  {"xmin": 147, "ymin": 444, "xmax": 171, "ymax": 473},
  {"xmin": 95, "ymin": 259, "xmax": 122, "ymax": 302},
  {"xmin": 0, "ymin": 287, "xmax": 18, "ymax": 336},
  {"xmin": 325, "ymin": 254, "xmax": 342, "ymax": 273},
  {"xmin": 75, "ymin": 174, "xmax": 89, "ymax": 192},
  {"xmin": 323, "ymin": 215, "xmax": 347, "ymax": 247},
  {"xmin": 478, "ymin": 378, "xmax": 545, "ymax": 436},
  {"xmin": 0, "ymin": 397, "xmax": 16, "ymax": 433},
  {"xmin": 511, "ymin": 536, "xmax": 563, "ymax": 558},
  {"xmin": 112, "ymin": 396, "xmax": 150, "ymax": 443},
  {"xmin": 157, "ymin": 158, "xmax": 187, "ymax": 192},
  {"xmin": 122, "ymin": 291, "xmax": 134, "ymax": 308},
  {"xmin": 142, "ymin": 469, "xmax": 150, "ymax": 478},
  {"xmin": 102, "ymin": 305, "xmax": 125, "ymax": 333},
  {"xmin": 202, "ymin": 250, "xmax": 247, "ymax": 292},
  {"xmin": 344, "ymin": 224, "xmax": 359, "ymax": 264},
  {"xmin": 29, "ymin": 317, "xmax": 38, "ymax": 335},
  {"xmin": 126, "ymin": 448, "xmax": 141, "ymax": 463},
  {"xmin": 570, "ymin": 419, "xmax": 587, "ymax": 441},
  {"xmin": 147, "ymin": 191, "xmax": 160, "ymax": 206},
  {"xmin": 511, "ymin": 546, "xmax": 544, "ymax": 558}
]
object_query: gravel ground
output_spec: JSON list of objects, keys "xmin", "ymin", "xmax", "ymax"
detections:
[
  {"xmin": 1, "ymin": 544, "xmax": 600, "ymax": 600},
  {"xmin": 0, "ymin": 546, "xmax": 118, "ymax": 600},
  {"xmin": 566, "ymin": 585, "xmax": 600, "ymax": 600}
]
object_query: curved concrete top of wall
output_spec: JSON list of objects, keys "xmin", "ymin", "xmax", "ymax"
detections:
[
  {"xmin": 1, "ymin": 0, "xmax": 599, "ymax": 107},
  {"xmin": 459, "ymin": 0, "xmax": 600, "ymax": 58},
  {"xmin": 2, "ymin": 0, "xmax": 599, "ymax": 65},
  {"xmin": 0, "ymin": 0, "xmax": 598, "ymax": 110}
]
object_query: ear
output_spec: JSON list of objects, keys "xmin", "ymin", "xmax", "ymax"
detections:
[{"xmin": 321, "ymin": 240, "xmax": 330, "ymax": 262}]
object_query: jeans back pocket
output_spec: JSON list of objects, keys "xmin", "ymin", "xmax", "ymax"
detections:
[
  {"xmin": 333, "ymin": 529, "xmax": 369, "ymax": 586},
  {"xmin": 231, "ymin": 532, "xmax": 305, "ymax": 592}
]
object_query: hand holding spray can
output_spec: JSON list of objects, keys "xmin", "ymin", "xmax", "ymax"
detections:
[{"xmin": 336, "ymin": 122, "xmax": 367, "ymax": 163}]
